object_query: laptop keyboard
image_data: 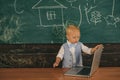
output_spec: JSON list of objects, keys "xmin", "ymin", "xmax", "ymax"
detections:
[{"xmin": 77, "ymin": 68, "xmax": 91, "ymax": 75}]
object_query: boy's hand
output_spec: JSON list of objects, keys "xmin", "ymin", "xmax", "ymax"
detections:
[
  {"xmin": 53, "ymin": 62, "xmax": 59, "ymax": 68},
  {"xmin": 91, "ymin": 44, "xmax": 104, "ymax": 54},
  {"xmin": 53, "ymin": 57, "xmax": 61, "ymax": 68}
]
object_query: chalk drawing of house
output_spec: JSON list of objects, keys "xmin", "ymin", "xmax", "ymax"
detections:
[{"xmin": 32, "ymin": 0, "xmax": 67, "ymax": 27}]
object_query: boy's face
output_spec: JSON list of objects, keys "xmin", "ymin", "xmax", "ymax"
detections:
[{"xmin": 66, "ymin": 30, "xmax": 80, "ymax": 44}]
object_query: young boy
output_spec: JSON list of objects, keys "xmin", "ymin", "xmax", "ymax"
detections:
[{"xmin": 53, "ymin": 24, "xmax": 103, "ymax": 68}]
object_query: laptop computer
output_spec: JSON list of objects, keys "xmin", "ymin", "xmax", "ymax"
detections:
[{"xmin": 64, "ymin": 45, "xmax": 104, "ymax": 77}]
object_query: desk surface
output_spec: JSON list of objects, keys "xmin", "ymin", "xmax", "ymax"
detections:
[{"xmin": 0, "ymin": 67, "xmax": 120, "ymax": 80}]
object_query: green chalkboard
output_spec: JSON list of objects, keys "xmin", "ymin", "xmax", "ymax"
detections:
[{"xmin": 0, "ymin": 0, "xmax": 120, "ymax": 44}]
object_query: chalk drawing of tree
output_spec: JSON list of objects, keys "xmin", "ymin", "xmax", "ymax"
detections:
[
  {"xmin": 0, "ymin": 15, "xmax": 24, "ymax": 43},
  {"xmin": 90, "ymin": 11, "xmax": 102, "ymax": 25}
]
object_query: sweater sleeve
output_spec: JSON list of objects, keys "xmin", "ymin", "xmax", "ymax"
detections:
[
  {"xmin": 81, "ymin": 43, "xmax": 92, "ymax": 55},
  {"xmin": 56, "ymin": 46, "xmax": 64, "ymax": 60}
]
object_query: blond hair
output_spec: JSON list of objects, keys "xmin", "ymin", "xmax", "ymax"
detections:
[{"xmin": 66, "ymin": 25, "xmax": 80, "ymax": 35}]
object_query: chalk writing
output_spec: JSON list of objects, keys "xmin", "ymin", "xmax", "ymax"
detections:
[
  {"xmin": 90, "ymin": 11, "xmax": 102, "ymax": 25},
  {"xmin": 0, "ymin": 15, "xmax": 24, "ymax": 43},
  {"xmin": 104, "ymin": 15, "xmax": 120, "ymax": 27},
  {"xmin": 0, "ymin": 0, "xmax": 120, "ymax": 43},
  {"xmin": 104, "ymin": 0, "xmax": 120, "ymax": 27},
  {"xmin": 66, "ymin": 0, "xmax": 77, "ymax": 6},
  {"xmin": 47, "ymin": 11, "xmax": 56, "ymax": 20},
  {"xmin": 104, "ymin": 0, "xmax": 119, "ymax": 27},
  {"xmin": 14, "ymin": 0, "xmax": 24, "ymax": 14},
  {"xmin": 84, "ymin": 3, "xmax": 96, "ymax": 24},
  {"xmin": 32, "ymin": 0, "xmax": 67, "ymax": 27}
]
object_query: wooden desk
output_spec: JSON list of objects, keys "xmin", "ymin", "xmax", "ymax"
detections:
[{"xmin": 0, "ymin": 67, "xmax": 120, "ymax": 80}]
